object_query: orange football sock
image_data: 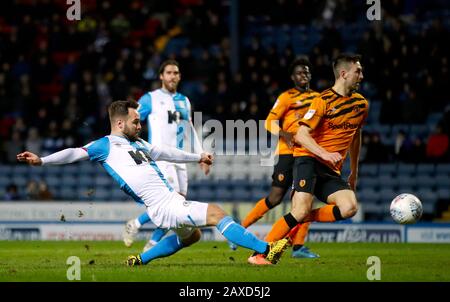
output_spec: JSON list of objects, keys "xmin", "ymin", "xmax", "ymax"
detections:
[
  {"xmin": 291, "ymin": 222, "xmax": 311, "ymax": 246},
  {"xmin": 241, "ymin": 198, "xmax": 270, "ymax": 228},
  {"xmin": 265, "ymin": 214, "xmax": 296, "ymax": 242},
  {"xmin": 304, "ymin": 205, "xmax": 340, "ymax": 222}
]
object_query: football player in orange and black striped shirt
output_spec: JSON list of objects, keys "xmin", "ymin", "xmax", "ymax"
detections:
[
  {"xmin": 255, "ymin": 54, "xmax": 369, "ymax": 259},
  {"xmin": 241, "ymin": 57, "xmax": 320, "ymax": 260}
]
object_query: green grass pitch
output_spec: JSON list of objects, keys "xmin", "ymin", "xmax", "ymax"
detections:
[{"xmin": 1, "ymin": 241, "xmax": 449, "ymax": 282}]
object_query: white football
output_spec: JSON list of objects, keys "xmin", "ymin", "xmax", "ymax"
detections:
[{"xmin": 390, "ymin": 193, "xmax": 423, "ymax": 224}]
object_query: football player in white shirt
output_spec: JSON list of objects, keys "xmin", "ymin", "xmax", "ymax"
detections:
[
  {"xmin": 17, "ymin": 100, "xmax": 288, "ymax": 266},
  {"xmin": 122, "ymin": 60, "xmax": 209, "ymax": 252}
]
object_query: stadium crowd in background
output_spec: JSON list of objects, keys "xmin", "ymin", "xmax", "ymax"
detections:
[{"xmin": 0, "ymin": 0, "xmax": 449, "ymax": 165}]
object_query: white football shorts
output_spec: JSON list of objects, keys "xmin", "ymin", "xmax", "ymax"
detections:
[{"xmin": 146, "ymin": 193, "xmax": 208, "ymax": 239}]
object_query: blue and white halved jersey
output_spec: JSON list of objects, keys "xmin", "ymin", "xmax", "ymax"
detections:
[
  {"xmin": 83, "ymin": 135, "xmax": 187, "ymax": 207},
  {"xmin": 137, "ymin": 88, "xmax": 191, "ymax": 150}
]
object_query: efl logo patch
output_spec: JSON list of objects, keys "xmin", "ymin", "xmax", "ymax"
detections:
[
  {"xmin": 299, "ymin": 180, "xmax": 306, "ymax": 187},
  {"xmin": 278, "ymin": 173, "xmax": 285, "ymax": 182},
  {"xmin": 303, "ymin": 109, "xmax": 316, "ymax": 120}
]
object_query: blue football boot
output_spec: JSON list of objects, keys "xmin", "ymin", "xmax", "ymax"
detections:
[{"xmin": 291, "ymin": 246, "xmax": 320, "ymax": 258}]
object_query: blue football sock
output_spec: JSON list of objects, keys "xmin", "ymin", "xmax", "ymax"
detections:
[
  {"xmin": 216, "ymin": 216, "xmax": 268, "ymax": 254},
  {"xmin": 151, "ymin": 228, "xmax": 169, "ymax": 243},
  {"xmin": 137, "ymin": 212, "xmax": 151, "ymax": 225},
  {"xmin": 140, "ymin": 234, "xmax": 184, "ymax": 264}
]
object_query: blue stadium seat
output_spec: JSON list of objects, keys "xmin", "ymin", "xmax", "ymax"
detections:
[
  {"xmin": 227, "ymin": 179, "xmax": 251, "ymax": 191},
  {"xmin": 12, "ymin": 165, "xmax": 29, "ymax": 176},
  {"xmin": 0, "ymin": 176, "xmax": 11, "ymax": 187},
  {"xmin": 435, "ymin": 174, "xmax": 450, "ymax": 189},
  {"xmin": 378, "ymin": 175, "xmax": 398, "ymax": 189},
  {"xmin": 359, "ymin": 177, "xmax": 379, "ymax": 190},
  {"xmin": 397, "ymin": 186, "xmax": 415, "ymax": 195},
  {"xmin": 0, "ymin": 165, "xmax": 12, "ymax": 177},
  {"xmin": 397, "ymin": 176, "xmax": 417, "ymax": 189},
  {"xmin": 196, "ymin": 188, "xmax": 216, "ymax": 201},
  {"xmin": 61, "ymin": 165, "xmax": 80, "ymax": 176},
  {"xmin": 416, "ymin": 163, "xmax": 435, "ymax": 176},
  {"xmin": 415, "ymin": 175, "xmax": 437, "ymax": 190},
  {"xmin": 94, "ymin": 165, "xmax": 106, "ymax": 176},
  {"xmin": 78, "ymin": 162, "xmax": 96, "ymax": 175},
  {"xmin": 436, "ymin": 164, "xmax": 450, "ymax": 176},
  {"xmin": 43, "ymin": 166, "xmax": 61, "ymax": 177},
  {"xmin": 231, "ymin": 187, "xmax": 252, "ymax": 201},
  {"xmin": 415, "ymin": 189, "xmax": 437, "ymax": 214},
  {"xmin": 379, "ymin": 188, "xmax": 397, "ymax": 203},
  {"xmin": 93, "ymin": 188, "xmax": 111, "ymax": 201},
  {"xmin": 215, "ymin": 188, "xmax": 233, "ymax": 201},
  {"xmin": 110, "ymin": 189, "xmax": 129, "ymax": 201},
  {"xmin": 186, "ymin": 188, "xmax": 198, "ymax": 200},
  {"xmin": 360, "ymin": 164, "xmax": 378, "ymax": 176},
  {"xmin": 59, "ymin": 188, "xmax": 77, "ymax": 200},
  {"xmin": 28, "ymin": 167, "xmax": 44, "ymax": 178},
  {"xmin": 77, "ymin": 176, "xmax": 93, "ymax": 187},
  {"xmin": 397, "ymin": 163, "xmax": 416, "ymax": 176},
  {"xmin": 76, "ymin": 187, "xmax": 95, "ymax": 201},
  {"xmin": 45, "ymin": 176, "xmax": 61, "ymax": 187},
  {"xmin": 358, "ymin": 188, "xmax": 380, "ymax": 203},
  {"xmin": 95, "ymin": 176, "xmax": 112, "ymax": 187},
  {"xmin": 61, "ymin": 175, "xmax": 78, "ymax": 188},
  {"xmin": 12, "ymin": 176, "xmax": 28, "ymax": 187},
  {"xmin": 378, "ymin": 163, "xmax": 397, "ymax": 176},
  {"xmin": 437, "ymin": 188, "xmax": 450, "ymax": 200}
]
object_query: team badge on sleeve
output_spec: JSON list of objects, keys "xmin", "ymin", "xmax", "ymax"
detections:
[{"xmin": 303, "ymin": 109, "xmax": 316, "ymax": 120}]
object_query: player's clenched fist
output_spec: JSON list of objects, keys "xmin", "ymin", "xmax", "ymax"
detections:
[
  {"xmin": 16, "ymin": 151, "xmax": 43, "ymax": 166},
  {"xmin": 199, "ymin": 152, "xmax": 214, "ymax": 165}
]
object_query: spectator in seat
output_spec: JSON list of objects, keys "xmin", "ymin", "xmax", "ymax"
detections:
[
  {"xmin": 4, "ymin": 184, "xmax": 21, "ymax": 201},
  {"xmin": 426, "ymin": 124, "xmax": 449, "ymax": 162}
]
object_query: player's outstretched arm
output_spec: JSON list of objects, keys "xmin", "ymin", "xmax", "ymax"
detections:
[
  {"xmin": 17, "ymin": 148, "xmax": 89, "ymax": 166},
  {"xmin": 149, "ymin": 143, "xmax": 213, "ymax": 165}
]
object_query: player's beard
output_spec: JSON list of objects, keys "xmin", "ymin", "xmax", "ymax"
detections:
[
  {"xmin": 123, "ymin": 125, "xmax": 140, "ymax": 141},
  {"xmin": 164, "ymin": 80, "xmax": 178, "ymax": 93}
]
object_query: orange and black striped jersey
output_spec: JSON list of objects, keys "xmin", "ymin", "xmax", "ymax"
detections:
[
  {"xmin": 293, "ymin": 88, "xmax": 369, "ymax": 173},
  {"xmin": 265, "ymin": 88, "xmax": 319, "ymax": 155}
]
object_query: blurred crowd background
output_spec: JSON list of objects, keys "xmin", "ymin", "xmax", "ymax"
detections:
[{"xmin": 0, "ymin": 0, "xmax": 449, "ymax": 221}]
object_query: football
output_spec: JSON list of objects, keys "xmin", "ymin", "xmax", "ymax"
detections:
[{"xmin": 390, "ymin": 193, "xmax": 423, "ymax": 224}]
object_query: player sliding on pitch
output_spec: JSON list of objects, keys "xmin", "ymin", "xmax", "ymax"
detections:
[{"xmin": 17, "ymin": 100, "xmax": 289, "ymax": 266}]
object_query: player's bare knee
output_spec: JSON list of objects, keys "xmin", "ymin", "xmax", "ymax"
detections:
[
  {"xmin": 291, "ymin": 208, "xmax": 311, "ymax": 222},
  {"xmin": 340, "ymin": 202, "xmax": 358, "ymax": 218},
  {"xmin": 206, "ymin": 204, "xmax": 226, "ymax": 225},
  {"xmin": 181, "ymin": 229, "xmax": 201, "ymax": 247},
  {"xmin": 291, "ymin": 202, "xmax": 312, "ymax": 222}
]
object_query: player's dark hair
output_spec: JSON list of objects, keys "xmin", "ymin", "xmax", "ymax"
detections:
[
  {"xmin": 288, "ymin": 56, "xmax": 312, "ymax": 76},
  {"xmin": 108, "ymin": 100, "xmax": 139, "ymax": 121},
  {"xmin": 159, "ymin": 59, "xmax": 180, "ymax": 75},
  {"xmin": 332, "ymin": 53, "xmax": 362, "ymax": 78}
]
